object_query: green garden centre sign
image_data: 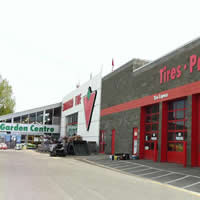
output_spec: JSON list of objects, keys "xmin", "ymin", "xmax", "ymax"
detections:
[{"xmin": 0, "ymin": 123, "xmax": 59, "ymax": 134}]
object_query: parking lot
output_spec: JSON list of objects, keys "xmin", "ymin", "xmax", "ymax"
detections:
[
  {"xmin": 3, "ymin": 150, "xmax": 200, "ymax": 200},
  {"xmin": 81, "ymin": 155, "xmax": 200, "ymax": 193}
]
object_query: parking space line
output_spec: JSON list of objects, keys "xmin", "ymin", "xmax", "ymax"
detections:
[
  {"xmin": 96, "ymin": 160, "xmax": 114, "ymax": 163},
  {"xmin": 120, "ymin": 161, "xmax": 152, "ymax": 168},
  {"xmin": 182, "ymin": 181, "xmax": 200, "ymax": 189},
  {"xmin": 83, "ymin": 158, "xmax": 200, "ymax": 195},
  {"xmin": 118, "ymin": 164, "xmax": 140, "ymax": 169},
  {"xmin": 152, "ymin": 172, "xmax": 175, "ymax": 179},
  {"xmin": 97, "ymin": 163, "xmax": 124, "ymax": 167},
  {"xmin": 96, "ymin": 160, "xmax": 116, "ymax": 163},
  {"xmin": 97, "ymin": 161, "xmax": 125, "ymax": 165},
  {"xmin": 131, "ymin": 168, "xmax": 152, "ymax": 173},
  {"xmin": 87, "ymin": 158, "xmax": 200, "ymax": 182},
  {"xmin": 104, "ymin": 163, "xmax": 129, "ymax": 167},
  {"xmin": 121, "ymin": 161, "xmax": 148, "ymax": 167},
  {"xmin": 103, "ymin": 163, "xmax": 128, "ymax": 167},
  {"xmin": 141, "ymin": 170, "xmax": 161, "ymax": 176},
  {"xmin": 122, "ymin": 161, "xmax": 197, "ymax": 178},
  {"xmin": 113, "ymin": 164, "xmax": 135, "ymax": 169},
  {"xmin": 122, "ymin": 165, "xmax": 144, "ymax": 171},
  {"xmin": 165, "ymin": 175, "xmax": 190, "ymax": 184}
]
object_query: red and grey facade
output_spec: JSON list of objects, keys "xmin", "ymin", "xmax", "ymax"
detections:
[{"xmin": 100, "ymin": 38, "xmax": 200, "ymax": 167}]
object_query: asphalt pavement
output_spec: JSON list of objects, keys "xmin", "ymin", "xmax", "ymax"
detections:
[
  {"xmin": 80, "ymin": 155, "xmax": 200, "ymax": 193},
  {"xmin": 0, "ymin": 150, "xmax": 200, "ymax": 200}
]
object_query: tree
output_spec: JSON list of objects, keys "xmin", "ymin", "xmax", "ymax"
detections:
[{"xmin": 0, "ymin": 76, "xmax": 15, "ymax": 116}]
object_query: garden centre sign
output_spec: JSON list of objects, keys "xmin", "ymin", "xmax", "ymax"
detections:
[{"xmin": 0, "ymin": 123, "xmax": 59, "ymax": 134}]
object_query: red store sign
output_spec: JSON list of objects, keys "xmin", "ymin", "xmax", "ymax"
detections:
[
  {"xmin": 160, "ymin": 54, "xmax": 200, "ymax": 84},
  {"xmin": 63, "ymin": 94, "xmax": 82, "ymax": 111},
  {"xmin": 63, "ymin": 98, "xmax": 74, "ymax": 111}
]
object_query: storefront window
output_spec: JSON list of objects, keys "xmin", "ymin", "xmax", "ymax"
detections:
[
  {"xmin": 45, "ymin": 109, "xmax": 53, "ymax": 125},
  {"xmin": 152, "ymin": 114, "xmax": 159, "ymax": 122},
  {"xmin": 144, "ymin": 104, "xmax": 159, "ymax": 151},
  {"xmin": 37, "ymin": 111, "xmax": 43, "ymax": 124},
  {"xmin": 176, "ymin": 121, "xmax": 184, "ymax": 130},
  {"xmin": 28, "ymin": 135, "xmax": 34, "ymax": 143},
  {"xmin": 168, "ymin": 112, "xmax": 175, "ymax": 120},
  {"xmin": 176, "ymin": 111, "xmax": 184, "ymax": 119},
  {"xmin": 52, "ymin": 107, "xmax": 61, "ymax": 125},
  {"xmin": 14, "ymin": 117, "xmax": 21, "ymax": 123},
  {"xmin": 168, "ymin": 122, "xmax": 176, "ymax": 130},
  {"xmin": 21, "ymin": 115, "xmax": 29, "ymax": 124},
  {"xmin": 6, "ymin": 119, "xmax": 11, "ymax": 123},
  {"xmin": 29, "ymin": 113, "xmax": 36, "ymax": 124},
  {"xmin": 21, "ymin": 135, "xmax": 26, "ymax": 143},
  {"xmin": 66, "ymin": 113, "xmax": 78, "ymax": 136},
  {"xmin": 167, "ymin": 99, "xmax": 187, "ymax": 152},
  {"xmin": 168, "ymin": 142, "xmax": 183, "ymax": 152},
  {"xmin": 176, "ymin": 100, "xmax": 185, "ymax": 109},
  {"xmin": 145, "ymin": 115, "xmax": 151, "ymax": 123},
  {"xmin": 53, "ymin": 107, "xmax": 61, "ymax": 117}
]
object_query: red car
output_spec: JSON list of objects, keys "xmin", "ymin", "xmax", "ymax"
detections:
[{"xmin": 0, "ymin": 143, "xmax": 8, "ymax": 150}]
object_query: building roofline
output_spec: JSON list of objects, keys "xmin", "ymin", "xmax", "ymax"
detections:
[
  {"xmin": 103, "ymin": 58, "xmax": 150, "ymax": 81},
  {"xmin": 0, "ymin": 102, "xmax": 62, "ymax": 120},
  {"xmin": 133, "ymin": 36, "xmax": 200, "ymax": 74}
]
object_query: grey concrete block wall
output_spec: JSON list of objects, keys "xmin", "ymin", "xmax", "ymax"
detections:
[
  {"xmin": 100, "ymin": 38, "xmax": 200, "ymax": 164},
  {"xmin": 101, "ymin": 107, "xmax": 140, "ymax": 154},
  {"xmin": 102, "ymin": 39, "xmax": 200, "ymax": 111}
]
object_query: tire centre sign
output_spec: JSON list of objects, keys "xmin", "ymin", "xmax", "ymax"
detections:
[
  {"xmin": 160, "ymin": 54, "xmax": 200, "ymax": 84},
  {"xmin": 0, "ymin": 123, "xmax": 59, "ymax": 134}
]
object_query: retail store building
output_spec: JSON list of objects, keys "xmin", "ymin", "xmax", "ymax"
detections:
[
  {"xmin": 0, "ymin": 72, "xmax": 102, "ymax": 149},
  {"xmin": 61, "ymin": 73, "xmax": 102, "ymax": 144},
  {"xmin": 100, "ymin": 38, "xmax": 200, "ymax": 167},
  {"xmin": 0, "ymin": 103, "xmax": 61, "ymax": 147}
]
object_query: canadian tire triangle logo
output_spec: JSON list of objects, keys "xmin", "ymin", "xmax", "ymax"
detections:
[{"xmin": 83, "ymin": 87, "xmax": 97, "ymax": 131}]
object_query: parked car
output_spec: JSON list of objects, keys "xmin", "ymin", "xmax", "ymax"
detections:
[
  {"xmin": 26, "ymin": 143, "xmax": 37, "ymax": 149},
  {"xmin": 0, "ymin": 143, "xmax": 8, "ymax": 150},
  {"xmin": 15, "ymin": 143, "xmax": 22, "ymax": 150}
]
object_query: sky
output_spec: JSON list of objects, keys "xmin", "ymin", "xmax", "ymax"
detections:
[{"xmin": 0, "ymin": 0, "xmax": 200, "ymax": 112}]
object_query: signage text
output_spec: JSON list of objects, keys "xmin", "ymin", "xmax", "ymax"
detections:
[
  {"xmin": 154, "ymin": 93, "xmax": 168, "ymax": 101},
  {"xmin": 63, "ymin": 98, "xmax": 74, "ymax": 111},
  {"xmin": 63, "ymin": 94, "xmax": 82, "ymax": 112},
  {"xmin": 0, "ymin": 123, "xmax": 55, "ymax": 133},
  {"xmin": 160, "ymin": 54, "xmax": 200, "ymax": 84}
]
